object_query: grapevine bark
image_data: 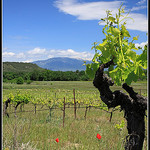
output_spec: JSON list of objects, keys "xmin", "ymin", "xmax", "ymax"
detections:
[
  {"xmin": 4, "ymin": 98, "xmax": 23, "ymax": 117},
  {"xmin": 93, "ymin": 58, "xmax": 147, "ymax": 150}
]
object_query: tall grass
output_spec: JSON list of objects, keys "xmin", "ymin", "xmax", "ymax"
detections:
[
  {"xmin": 2, "ymin": 81, "xmax": 147, "ymax": 149},
  {"xmin": 3, "ymin": 107, "xmax": 148, "ymax": 149}
]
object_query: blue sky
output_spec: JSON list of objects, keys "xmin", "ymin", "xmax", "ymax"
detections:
[{"xmin": 2, "ymin": 0, "xmax": 148, "ymax": 62}]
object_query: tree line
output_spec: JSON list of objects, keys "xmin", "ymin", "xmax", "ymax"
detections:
[
  {"xmin": 3, "ymin": 69, "xmax": 90, "ymax": 84},
  {"xmin": 3, "ymin": 69, "xmax": 147, "ymax": 84}
]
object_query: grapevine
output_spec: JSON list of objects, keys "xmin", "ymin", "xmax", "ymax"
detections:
[
  {"xmin": 85, "ymin": 4, "xmax": 147, "ymax": 85},
  {"xmin": 88, "ymin": 4, "xmax": 147, "ymax": 150}
]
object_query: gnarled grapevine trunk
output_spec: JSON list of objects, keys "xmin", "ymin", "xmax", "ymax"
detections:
[
  {"xmin": 93, "ymin": 59, "xmax": 147, "ymax": 150},
  {"xmin": 4, "ymin": 98, "xmax": 11, "ymax": 117}
]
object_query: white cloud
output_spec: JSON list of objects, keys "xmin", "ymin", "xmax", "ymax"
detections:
[
  {"xmin": 16, "ymin": 53, "xmax": 26, "ymax": 58},
  {"xmin": 54, "ymin": 0, "xmax": 148, "ymax": 32},
  {"xmin": 135, "ymin": 41, "xmax": 148, "ymax": 49},
  {"xmin": 23, "ymin": 59, "xmax": 33, "ymax": 63},
  {"xmin": 2, "ymin": 52, "xmax": 15, "ymax": 57},
  {"xmin": 48, "ymin": 49, "xmax": 94, "ymax": 60},
  {"xmin": 55, "ymin": 0, "xmax": 122, "ymax": 20},
  {"xmin": 122, "ymin": 13, "xmax": 148, "ymax": 32},
  {"xmin": 27, "ymin": 47, "xmax": 46, "ymax": 55}
]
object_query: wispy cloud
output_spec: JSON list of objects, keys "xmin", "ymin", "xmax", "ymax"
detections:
[
  {"xmin": 136, "ymin": 0, "xmax": 146, "ymax": 5},
  {"xmin": 131, "ymin": 5, "xmax": 147, "ymax": 11},
  {"xmin": 130, "ymin": 0, "xmax": 147, "ymax": 12},
  {"xmin": 54, "ymin": 0, "xmax": 148, "ymax": 32},
  {"xmin": 54, "ymin": 0, "xmax": 122, "ymax": 20}
]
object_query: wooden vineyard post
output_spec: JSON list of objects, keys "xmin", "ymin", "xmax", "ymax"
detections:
[
  {"xmin": 13, "ymin": 106, "xmax": 17, "ymax": 149},
  {"xmin": 63, "ymin": 97, "xmax": 65, "ymax": 127},
  {"xmin": 55, "ymin": 93, "xmax": 57, "ymax": 109},
  {"xmin": 73, "ymin": 89, "xmax": 76, "ymax": 119}
]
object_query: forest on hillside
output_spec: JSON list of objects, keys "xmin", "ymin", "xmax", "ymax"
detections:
[
  {"xmin": 3, "ymin": 62, "xmax": 147, "ymax": 84},
  {"xmin": 3, "ymin": 62, "xmax": 44, "ymax": 72}
]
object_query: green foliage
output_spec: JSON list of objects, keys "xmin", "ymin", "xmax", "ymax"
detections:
[
  {"xmin": 3, "ymin": 70, "xmax": 90, "ymax": 82},
  {"xmin": 16, "ymin": 77, "xmax": 24, "ymax": 84},
  {"xmin": 115, "ymin": 120, "xmax": 125, "ymax": 131},
  {"xmin": 3, "ymin": 62, "xmax": 90, "ymax": 81},
  {"xmin": 26, "ymin": 80, "xmax": 32, "ymax": 84},
  {"xmin": 85, "ymin": 4, "xmax": 147, "ymax": 85},
  {"xmin": 7, "ymin": 92, "xmax": 31, "ymax": 108}
]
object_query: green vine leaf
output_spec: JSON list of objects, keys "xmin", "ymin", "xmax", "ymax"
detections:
[
  {"xmin": 121, "ymin": 25, "xmax": 130, "ymax": 38},
  {"xmin": 125, "ymin": 71, "xmax": 138, "ymax": 85},
  {"xmin": 126, "ymin": 50, "xmax": 137, "ymax": 62},
  {"xmin": 111, "ymin": 27, "xmax": 120, "ymax": 36},
  {"xmin": 108, "ymin": 16, "xmax": 116, "ymax": 22}
]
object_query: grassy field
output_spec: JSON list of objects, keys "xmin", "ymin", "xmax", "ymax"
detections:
[{"xmin": 2, "ymin": 81, "xmax": 148, "ymax": 150}]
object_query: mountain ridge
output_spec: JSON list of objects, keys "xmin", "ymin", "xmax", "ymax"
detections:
[{"xmin": 32, "ymin": 57, "xmax": 92, "ymax": 71}]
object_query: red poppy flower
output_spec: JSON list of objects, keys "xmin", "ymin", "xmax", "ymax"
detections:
[
  {"xmin": 55, "ymin": 138, "xmax": 59, "ymax": 143},
  {"xmin": 96, "ymin": 133, "xmax": 101, "ymax": 139}
]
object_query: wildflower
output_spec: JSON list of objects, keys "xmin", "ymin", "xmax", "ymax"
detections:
[
  {"xmin": 96, "ymin": 133, "xmax": 101, "ymax": 139},
  {"xmin": 55, "ymin": 138, "xmax": 59, "ymax": 143}
]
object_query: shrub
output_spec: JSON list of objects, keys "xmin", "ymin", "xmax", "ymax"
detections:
[
  {"xmin": 16, "ymin": 77, "xmax": 24, "ymax": 84},
  {"xmin": 26, "ymin": 80, "xmax": 32, "ymax": 84}
]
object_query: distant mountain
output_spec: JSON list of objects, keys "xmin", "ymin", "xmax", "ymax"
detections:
[
  {"xmin": 3, "ymin": 62, "xmax": 45, "ymax": 72},
  {"xmin": 32, "ymin": 57, "xmax": 92, "ymax": 71}
]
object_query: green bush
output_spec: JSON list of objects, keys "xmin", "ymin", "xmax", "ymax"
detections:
[
  {"xmin": 26, "ymin": 80, "xmax": 32, "ymax": 84},
  {"xmin": 16, "ymin": 77, "xmax": 24, "ymax": 84}
]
